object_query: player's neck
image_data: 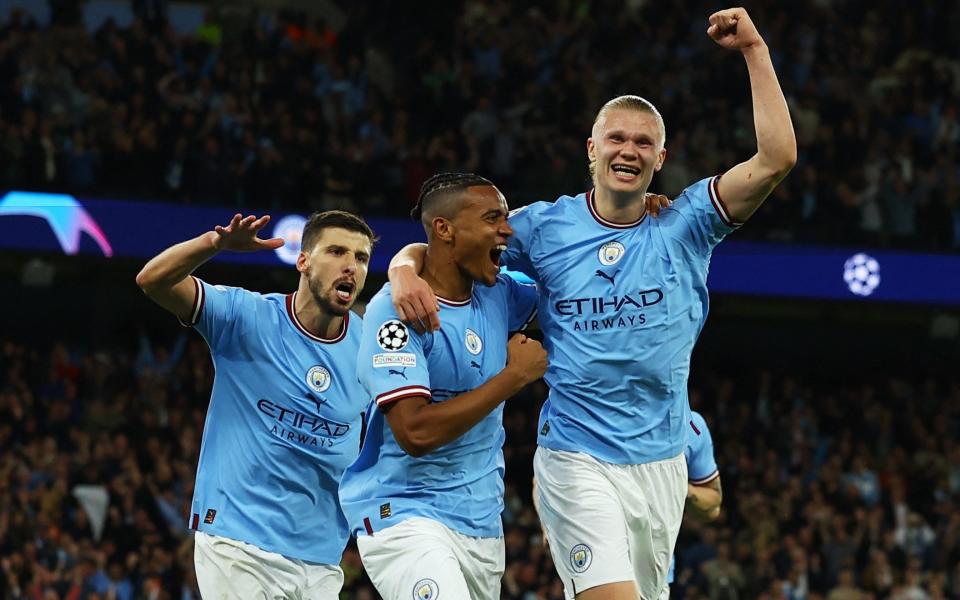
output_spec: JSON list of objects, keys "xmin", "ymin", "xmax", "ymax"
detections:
[
  {"xmin": 421, "ymin": 247, "xmax": 472, "ymax": 302},
  {"xmin": 294, "ymin": 286, "xmax": 345, "ymax": 340},
  {"xmin": 594, "ymin": 186, "xmax": 648, "ymax": 224}
]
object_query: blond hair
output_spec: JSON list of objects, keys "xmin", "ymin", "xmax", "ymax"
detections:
[{"xmin": 589, "ymin": 95, "xmax": 666, "ymax": 180}]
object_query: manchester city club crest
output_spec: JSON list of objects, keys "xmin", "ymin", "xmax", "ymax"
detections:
[
  {"xmin": 305, "ymin": 366, "xmax": 331, "ymax": 393},
  {"xmin": 412, "ymin": 578, "xmax": 439, "ymax": 600},
  {"xmin": 570, "ymin": 543, "xmax": 593, "ymax": 573},
  {"xmin": 598, "ymin": 241, "xmax": 626, "ymax": 266},
  {"xmin": 464, "ymin": 328, "xmax": 483, "ymax": 355}
]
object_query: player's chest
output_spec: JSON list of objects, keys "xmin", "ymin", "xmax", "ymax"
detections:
[
  {"xmin": 427, "ymin": 315, "xmax": 508, "ymax": 400},
  {"xmin": 536, "ymin": 231, "xmax": 680, "ymax": 299},
  {"xmin": 245, "ymin": 336, "xmax": 365, "ymax": 423}
]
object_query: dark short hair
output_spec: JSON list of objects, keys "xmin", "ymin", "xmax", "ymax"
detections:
[
  {"xmin": 410, "ymin": 172, "xmax": 494, "ymax": 220},
  {"xmin": 301, "ymin": 210, "xmax": 377, "ymax": 253}
]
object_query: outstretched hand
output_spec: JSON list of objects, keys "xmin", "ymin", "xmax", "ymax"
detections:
[
  {"xmin": 707, "ymin": 8, "xmax": 763, "ymax": 51},
  {"xmin": 212, "ymin": 214, "xmax": 285, "ymax": 252}
]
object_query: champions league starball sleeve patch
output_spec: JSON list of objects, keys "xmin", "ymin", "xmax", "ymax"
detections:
[{"xmin": 376, "ymin": 320, "xmax": 410, "ymax": 352}]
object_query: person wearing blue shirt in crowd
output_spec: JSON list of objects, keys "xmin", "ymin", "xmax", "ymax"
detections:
[
  {"xmin": 136, "ymin": 210, "xmax": 375, "ymax": 598},
  {"xmin": 668, "ymin": 411, "xmax": 723, "ymax": 592},
  {"xmin": 390, "ymin": 8, "xmax": 794, "ymax": 599},
  {"xmin": 339, "ymin": 173, "xmax": 545, "ymax": 600}
]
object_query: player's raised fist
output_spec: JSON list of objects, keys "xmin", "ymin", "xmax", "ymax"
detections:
[
  {"xmin": 212, "ymin": 213, "xmax": 285, "ymax": 252},
  {"xmin": 706, "ymin": 8, "xmax": 763, "ymax": 51},
  {"xmin": 506, "ymin": 333, "xmax": 548, "ymax": 385}
]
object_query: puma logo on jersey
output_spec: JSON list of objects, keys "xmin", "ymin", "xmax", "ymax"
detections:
[
  {"xmin": 388, "ymin": 368, "xmax": 408, "ymax": 379},
  {"xmin": 595, "ymin": 269, "xmax": 619, "ymax": 285},
  {"xmin": 306, "ymin": 392, "xmax": 327, "ymax": 414}
]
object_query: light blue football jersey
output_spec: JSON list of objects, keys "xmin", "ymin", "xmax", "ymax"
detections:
[
  {"xmin": 184, "ymin": 277, "xmax": 366, "ymax": 564},
  {"xmin": 339, "ymin": 274, "xmax": 537, "ymax": 539},
  {"xmin": 669, "ymin": 410, "xmax": 719, "ymax": 583},
  {"xmin": 502, "ymin": 175, "xmax": 739, "ymax": 465}
]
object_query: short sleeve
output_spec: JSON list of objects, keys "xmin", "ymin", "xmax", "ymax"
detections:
[
  {"xmin": 658, "ymin": 176, "xmax": 741, "ymax": 256},
  {"xmin": 357, "ymin": 294, "xmax": 432, "ymax": 410},
  {"xmin": 188, "ymin": 278, "xmax": 256, "ymax": 351},
  {"xmin": 501, "ymin": 204, "xmax": 539, "ymax": 280},
  {"xmin": 500, "ymin": 274, "xmax": 538, "ymax": 332},
  {"xmin": 686, "ymin": 412, "xmax": 719, "ymax": 484}
]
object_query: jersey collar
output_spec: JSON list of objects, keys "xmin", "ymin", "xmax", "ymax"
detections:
[
  {"xmin": 437, "ymin": 294, "xmax": 472, "ymax": 307},
  {"xmin": 586, "ymin": 188, "xmax": 647, "ymax": 229},
  {"xmin": 285, "ymin": 292, "xmax": 348, "ymax": 343}
]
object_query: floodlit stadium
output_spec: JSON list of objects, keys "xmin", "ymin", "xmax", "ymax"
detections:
[{"xmin": 2, "ymin": 1, "xmax": 959, "ymax": 599}]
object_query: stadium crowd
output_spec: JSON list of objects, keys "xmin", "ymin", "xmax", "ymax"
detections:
[
  {"xmin": 0, "ymin": 0, "xmax": 958, "ymax": 250},
  {"xmin": 2, "ymin": 328, "xmax": 959, "ymax": 599}
]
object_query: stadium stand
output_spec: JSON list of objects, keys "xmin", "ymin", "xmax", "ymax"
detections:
[
  {"xmin": 2, "ymin": 1, "xmax": 960, "ymax": 598},
  {"xmin": 0, "ymin": 1, "xmax": 958, "ymax": 249}
]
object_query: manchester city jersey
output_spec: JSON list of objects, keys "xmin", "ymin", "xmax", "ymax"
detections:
[
  {"xmin": 502, "ymin": 176, "xmax": 739, "ymax": 465},
  {"xmin": 184, "ymin": 277, "xmax": 366, "ymax": 564},
  {"xmin": 339, "ymin": 274, "xmax": 537, "ymax": 539},
  {"xmin": 669, "ymin": 410, "xmax": 719, "ymax": 583}
]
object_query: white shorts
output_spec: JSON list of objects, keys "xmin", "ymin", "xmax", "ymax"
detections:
[
  {"xmin": 194, "ymin": 531, "xmax": 343, "ymax": 599},
  {"xmin": 357, "ymin": 517, "xmax": 504, "ymax": 600},
  {"xmin": 534, "ymin": 447, "xmax": 686, "ymax": 600}
]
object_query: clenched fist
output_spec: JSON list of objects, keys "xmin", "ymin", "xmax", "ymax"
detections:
[{"xmin": 707, "ymin": 7, "xmax": 764, "ymax": 51}]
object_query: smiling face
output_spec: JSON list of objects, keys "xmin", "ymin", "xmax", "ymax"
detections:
[
  {"xmin": 296, "ymin": 227, "xmax": 372, "ymax": 316},
  {"xmin": 447, "ymin": 185, "xmax": 513, "ymax": 287},
  {"xmin": 587, "ymin": 107, "xmax": 667, "ymax": 197}
]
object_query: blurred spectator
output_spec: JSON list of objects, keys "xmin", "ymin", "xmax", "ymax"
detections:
[{"xmin": 0, "ymin": 1, "xmax": 956, "ymax": 249}]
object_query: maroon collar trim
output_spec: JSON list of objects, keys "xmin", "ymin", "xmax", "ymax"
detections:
[
  {"xmin": 585, "ymin": 189, "xmax": 647, "ymax": 229},
  {"xmin": 286, "ymin": 292, "xmax": 348, "ymax": 343}
]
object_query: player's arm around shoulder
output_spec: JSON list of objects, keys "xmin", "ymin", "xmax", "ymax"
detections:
[
  {"xmin": 388, "ymin": 243, "xmax": 440, "ymax": 334},
  {"xmin": 384, "ymin": 333, "xmax": 547, "ymax": 457},
  {"xmin": 708, "ymin": 7, "xmax": 797, "ymax": 224}
]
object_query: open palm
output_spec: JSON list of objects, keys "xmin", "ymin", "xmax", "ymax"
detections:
[{"xmin": 213, "ymin": 214, "xmax": 285, "ymax": 252}]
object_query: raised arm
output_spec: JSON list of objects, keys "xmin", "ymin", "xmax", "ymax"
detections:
[
  {"xmin": 135, "ymin": 214, "xmax": 283, "ymax": 321},
  {"xmin": 385, "ymin": 334, "xmax": 546, "ymax": 457},
  {"xmin": 388, "ymin": 243, "xmax": 440, "ymax": 332},
  {"xmin": 709, "ymin": 8, "xmax": 797, "ymax": 223}
]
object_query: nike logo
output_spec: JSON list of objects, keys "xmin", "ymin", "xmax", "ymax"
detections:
[
  {"xmin": 0, "ymin": 191, "xmax": 113, "ymax": 256},
  {"xmin": 388, "ymin": 368, "xmax": 408, "ymax": 380},
  {"xmin": 595, "ymin": 269, "xmax": 619, "ymax": 285}
]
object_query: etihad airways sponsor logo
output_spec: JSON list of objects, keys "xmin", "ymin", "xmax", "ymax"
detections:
[
  {"xmin": 554, "ymin": 288, "xmax": 663, "ymax": 316},
  {"xmin": 257, "ymin": 398, "xmax": 350, "ymax": 448}
]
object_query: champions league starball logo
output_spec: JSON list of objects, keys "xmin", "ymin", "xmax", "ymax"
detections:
[
  {"xmin": 412, "ymin": 579, "xmax": 439, "ymax": 600},
  {"xmin": 843, "ymin": 253, "xmax": 881, "ymax": 297},
  {"xmin": 377, "ymin": 320, "xmax": 410, "ymax": 352}
]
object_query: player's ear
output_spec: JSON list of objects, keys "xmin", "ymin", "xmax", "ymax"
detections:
[
  {"xmin": 296, "ymin": 249, "xmax": 309, "ymax": 273},
  {"xmin": 654, "ymin": 146, "xmax": 667, "ymax": 172},
  {"xmin": 432, "ymin": 216, "xmax": 455, "ymax": 243},
  {"xmin": 586, "ymin": 137, "xmax": 596, "ymax": 163}
]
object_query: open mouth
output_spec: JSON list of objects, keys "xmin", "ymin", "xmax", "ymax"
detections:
[
  {"xmin": 611, "ymin": 164, "xmax": 641, "ymax": 180},
  {"xmin": 334, "ymin": 281, "xmax": 355, "ymax": 301},
  {"xmin": 489, "ymin": 244, "xmax": 506, "ymax": 268}
]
